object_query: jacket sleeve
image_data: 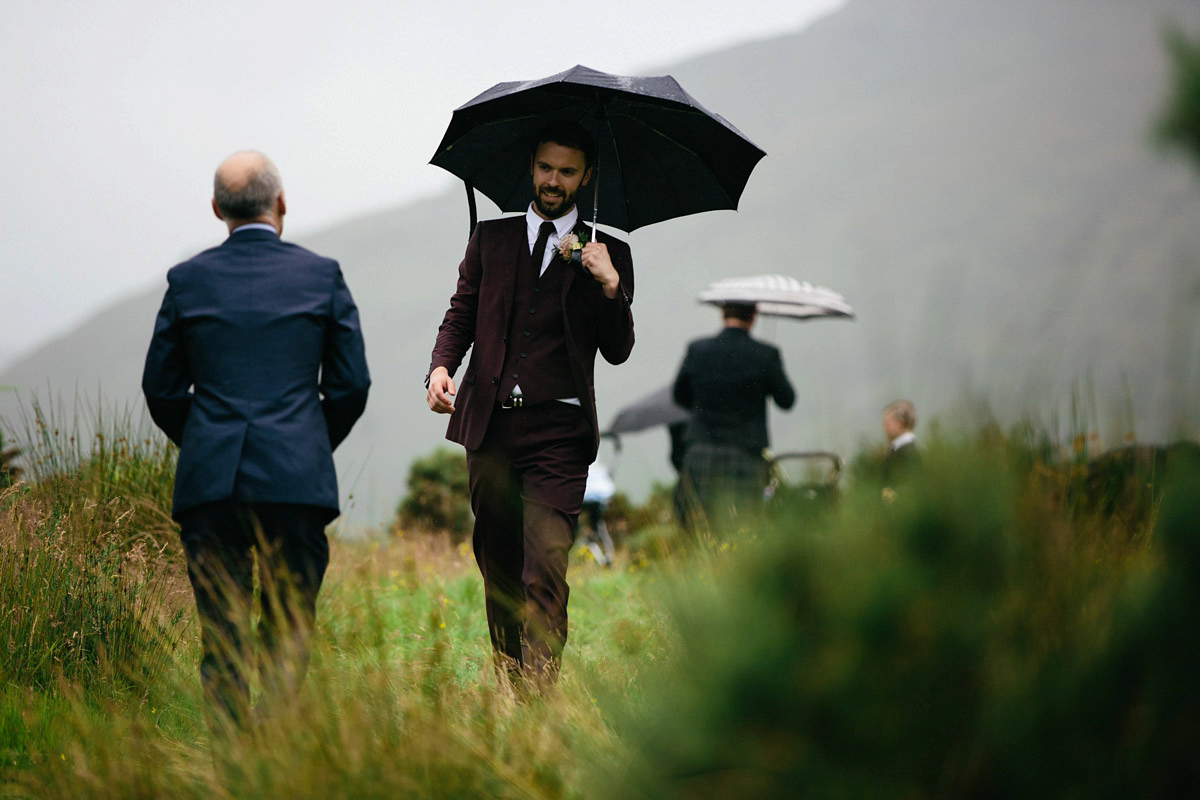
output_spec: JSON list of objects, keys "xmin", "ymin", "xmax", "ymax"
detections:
[
  {"xmin": 141, "ymin": 281, "xmax": 192, "ymax": 447},
  {"xmin": 595, "ymin": 236, "xmax": 635, "ymax": 366},
  {"xmin": 768, "ymin": 346, "xmax": 796, "ymax": 410},
  {"xmin": 427, "ymin": 225, "xmax": 483, "ymax": 382},
  {"xmin": 321, "ymin": 265, "xmax": 371, "ymax": 450}
]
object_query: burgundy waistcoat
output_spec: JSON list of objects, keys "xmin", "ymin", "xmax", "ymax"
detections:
[{"xmin": 498, "ymin": 242, "xmax": 575, "ymax": 404}]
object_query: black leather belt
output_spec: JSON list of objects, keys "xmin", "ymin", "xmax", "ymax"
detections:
[{"xmin": 500, "ymin": 394, "xmax": 524, "ymax": 409}]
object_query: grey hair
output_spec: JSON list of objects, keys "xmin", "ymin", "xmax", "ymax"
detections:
[
  {"xmin": 213, "ymin": 151, "xmax": 282, "ymax": 220},
  {"xmin": 884, "ymin": 399, "xmax": 917, "ymax": 431}
]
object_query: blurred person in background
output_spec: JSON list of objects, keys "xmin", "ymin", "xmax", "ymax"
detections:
[
  {"xmin": 672, "ymin": 302, "xmax": 795, "ymax": 530},
  {"xmin": 881, "ymin": 399, "xmax": 920, "ymax": 501},
  {"xmin": 577, "ymin": 460, "xmax": 616, "ymax": 566}
]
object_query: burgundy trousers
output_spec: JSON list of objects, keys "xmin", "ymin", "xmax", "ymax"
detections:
[{"xmin": 465, "ymin": 400, "xmax": 592, "ymax": 684}]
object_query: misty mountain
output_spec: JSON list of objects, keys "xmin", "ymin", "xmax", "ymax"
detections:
[{"xmin": 4, "ymin": 0, "xmax": 1199, "ymax": 526}]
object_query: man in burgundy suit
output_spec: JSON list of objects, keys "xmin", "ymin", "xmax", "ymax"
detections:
[{"xmin": 426, "ymin": 122, "xmax": 635, "ymax": 685}]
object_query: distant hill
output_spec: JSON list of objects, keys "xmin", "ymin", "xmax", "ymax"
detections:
[{"xmin": 4, "ymin": 0, "xmax": 1199, "ymax": 525}]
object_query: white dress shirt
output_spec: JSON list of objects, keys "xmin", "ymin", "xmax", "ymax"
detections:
[
  {"xmin": 230, "ymin": 222, "xmax": 278, "ymax": 235},
  {"xmin": 525, "ymin": 203, "xmax": 579, "ymax": 276}
]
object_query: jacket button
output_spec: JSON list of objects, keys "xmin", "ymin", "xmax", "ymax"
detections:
[
  {"xmin": 523, "ymin": 330, "xmax": 531, "ymax": 337},
  {"xmin": 528, "ymin": 308, "xmax": 536, "ymax": 314},
  {"xmin": 519, "ymin": 352, "xmax": 527, "ymax": 358},
  {"xmin": 512, "ymin": 373, "xmax": 519, "ymax": 379},
  {"xmin": 491, "ymin": 377, "xmax": 498, "ymax": 385},
  {"xmin": 533, "ymin": 287, "xmax": 540, "ymax": 293}
]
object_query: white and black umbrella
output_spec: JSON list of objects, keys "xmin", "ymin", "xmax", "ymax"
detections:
[{"xmin": 697, "ymin": 274, "xmax": 855, "ymax": 321}]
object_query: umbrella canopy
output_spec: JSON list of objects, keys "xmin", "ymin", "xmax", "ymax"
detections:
[
  {"xmin": 430, "ymin": 64, "xmax": 766, "ymax": 234},
  {"xmin": 698, "ymin": 274, "xmax": 855, "ymax": 320},
  {"xmin": 604, "ymin": 385, "xmax": 690, "ymax": 436}
]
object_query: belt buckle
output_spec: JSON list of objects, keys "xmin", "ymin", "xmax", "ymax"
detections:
[{"xmin": 502, "ymin": 394, "xmax": 524, "ymax": 409}]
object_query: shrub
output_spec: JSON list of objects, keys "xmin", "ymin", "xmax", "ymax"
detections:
[
  {"xmin": 395, "ymin": 448, "xmax": 473, "ymax": 541},
  {"xmin": 602, "ymin": 430, "xmax": 1198, "ymax": 799}
]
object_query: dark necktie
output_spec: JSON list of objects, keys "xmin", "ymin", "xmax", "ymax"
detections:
[{"xmin": 531, "ymin": 220, "xmax": 556, "ymax": 276}]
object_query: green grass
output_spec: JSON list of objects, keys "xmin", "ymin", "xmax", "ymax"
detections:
[{"xmin": 2, "ymin": 402, "xmax": 1199, "ymax": 798}]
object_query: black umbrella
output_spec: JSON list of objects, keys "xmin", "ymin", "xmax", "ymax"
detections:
[
  {"xmin": 430, "ymin": 64, "xmax": 766, "ymax": 235},
  {"xmin": 604, "ymin": 385, "xmax": 690, "ymax": 436}
]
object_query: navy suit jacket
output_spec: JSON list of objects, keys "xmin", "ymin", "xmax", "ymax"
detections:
[
  {"xmin": 142, "ymin": 228, "xmax": 370, "ymax": 521},
  {"xmin": 673, "ymin": 327, "xmax": 795, "ymax": 453}
]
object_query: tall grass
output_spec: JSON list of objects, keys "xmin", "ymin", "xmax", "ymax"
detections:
[{"xmin": 1, "ymin": 398, "xmax": 1196, "ymax": 797}]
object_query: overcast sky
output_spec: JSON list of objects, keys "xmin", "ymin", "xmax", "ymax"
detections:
[{"xmin": 0, "ymin": 0, "xmax": 846, "ymax": 369}]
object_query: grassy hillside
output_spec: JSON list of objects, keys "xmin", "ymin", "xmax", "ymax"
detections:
[{"xmin": 3, "ymin": 402, "xmax": 1200, "ymax": 797}]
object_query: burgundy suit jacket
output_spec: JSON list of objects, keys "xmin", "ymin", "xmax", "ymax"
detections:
[{"xmin": 429, "ymin": 215, "xmax": 635, "ymax": 457}]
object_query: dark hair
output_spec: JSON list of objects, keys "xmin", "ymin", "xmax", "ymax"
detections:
[
  {"xmin": 213, "ymin": 152, "xmax": 282, "ymax": 220},
  {"xmin": 722, "ymin": 303, "xmax": 757, "ymax": 323},
  {"xmin": 531, "ymin": 121, "xmax": 597, "ymax": 169}
]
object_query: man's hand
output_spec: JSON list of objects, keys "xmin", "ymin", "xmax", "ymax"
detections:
[
  {"xmin": 580, "ymin": 242, "xmax": 620, "ymax": 300},
  {"xmin": 427, "ymin": 366, "xmax": 456, "ymax": 414}
]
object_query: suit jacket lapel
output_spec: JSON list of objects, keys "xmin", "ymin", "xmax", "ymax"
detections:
[{"xmin": 498, "ymin": 216, "xmax": 527, "ymax": 330}]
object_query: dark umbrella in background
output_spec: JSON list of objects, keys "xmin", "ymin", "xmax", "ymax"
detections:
[
  {"xmin": 601, "ymin": 384, "xmax": 691, "ymax": 479},
  {"xmin": 430, "ymin": 64, "xmax": 766, "ymax": 237},
  {"xmin": 605, "ymin": 384, "xmax": 690, "ymax": 436}
]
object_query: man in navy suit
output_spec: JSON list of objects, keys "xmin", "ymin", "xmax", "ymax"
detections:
[
  {"xmin": 673, "ymin": 303, "xmax": 794, "ymax": 529},
  {"xmin": 142, "ymin": 150, "xmax": 370, "ymax": 725},
  {"xmin": 426, "ymin": 123, "xmax": 634, "ymax": 686}
]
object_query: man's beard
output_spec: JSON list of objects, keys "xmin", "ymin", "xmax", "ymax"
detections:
[{"xmin": 532, "ymin": 182, "xmax": 579, "ymax": 219}]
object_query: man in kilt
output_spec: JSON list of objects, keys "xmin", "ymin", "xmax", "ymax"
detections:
[{"xmin": 672, "ymin": 303, "xmax": 795, "ymax": 531}]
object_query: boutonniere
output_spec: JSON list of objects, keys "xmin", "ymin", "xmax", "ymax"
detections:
[{"xmin": 556, "ymin": 229, "xmax": 589, "ymax": 264}]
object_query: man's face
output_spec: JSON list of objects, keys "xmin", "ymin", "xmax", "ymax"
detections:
[
  {"xmin": 530, "ymin": 141, "xmax": 591, "ymax": 220},
  {"xmin": 883, "ymin": 411, "xmax": 906, "ymax": 441}
]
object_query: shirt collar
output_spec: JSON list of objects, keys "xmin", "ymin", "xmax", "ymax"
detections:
[
  {"xmin": 891, "ymin": 431, "xmax": 916, "ymax": 450},
  {"xmin": 230, "ymin": 222, "xmax": 279, "ymax": 235},
  {"xmin": 525, "ymin": 203, "xmax": 578, "ymax": 244}
]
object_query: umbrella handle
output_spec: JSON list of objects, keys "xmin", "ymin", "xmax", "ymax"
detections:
[
  {"xmin": 464, "ymin": 180, "xmax": 478, "ymax": 239},
  {"xmin": 590, "ymin": 164, "xmax": 598, "ymax": 240}
]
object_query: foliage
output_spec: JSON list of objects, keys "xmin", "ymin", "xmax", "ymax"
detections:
[
  {"xmin": 0, "ymin": 400, "xmax": 184, "ymax": 706},
  {"xmin": 1157, "ymin": 24, "xmax": 1200, "ymax": 171},
  {"xmin": 5, "ymin": 403, "xmax": 1200, "ymax": 797},
  {"xmin": 606, "ymin": 483, "xmax": 677, "ymax": 545},
  {"xmin": 394, "ymin": 448, "xmax": 473, "ymax": 541},
  {"xmin": 3, "ymin": 516, "xmax": 665, "ymax": 799},
  {"xmin": 599, "ymin": 432, "xmax": 1200, "ymax": 799}
]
